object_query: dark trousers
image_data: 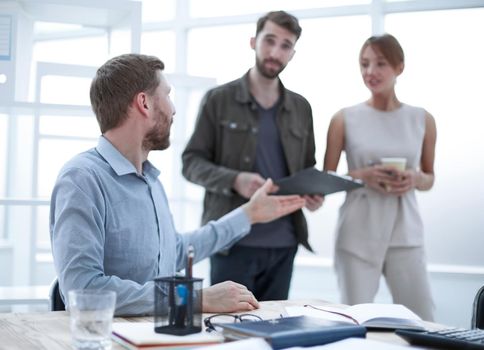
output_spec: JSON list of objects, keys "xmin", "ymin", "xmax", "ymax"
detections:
[{"xmin": 210, "ymin": 245, "xmax": 298, "ymax": 301}]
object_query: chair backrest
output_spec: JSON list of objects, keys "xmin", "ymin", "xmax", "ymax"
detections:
[
  {"xmin": 472, "ymin": 285, "xmax": 484, "ymax": 329},
  {"xmin": 49, "ymin": 278, "xmax": 66, "ymax": 311}
]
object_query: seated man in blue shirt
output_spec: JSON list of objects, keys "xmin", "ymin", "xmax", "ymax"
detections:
[{"xmin": 49, "ymin": 53, "xmax": 306, "ymax": 316}]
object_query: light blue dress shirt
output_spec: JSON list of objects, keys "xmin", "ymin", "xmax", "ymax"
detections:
[{"xmin": 50, "ymin": 136, "xmax": 251, "ymax": 315}]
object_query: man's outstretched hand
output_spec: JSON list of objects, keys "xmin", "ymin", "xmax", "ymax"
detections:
[{"xmin": 242, "ymin": 178, "xmax": 306, "ymax": 224}]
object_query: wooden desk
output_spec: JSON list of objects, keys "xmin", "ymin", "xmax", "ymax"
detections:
[{"xmin": 0, "ymin": 299, "xmax": 437, "ymax": 349}]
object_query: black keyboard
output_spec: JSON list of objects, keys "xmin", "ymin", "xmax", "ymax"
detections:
[{"xmin": 396, "ymin": 327, "xmax": 484, "ymax": 349}]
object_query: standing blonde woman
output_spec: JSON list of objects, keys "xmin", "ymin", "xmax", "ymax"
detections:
[{"xmin": 323, "ymin": 34, "xmax": 436, "ymax": 321}]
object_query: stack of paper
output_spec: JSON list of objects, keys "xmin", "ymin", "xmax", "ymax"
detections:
[
  {"xmin": 111, "ymin": 322, "xmax": 224, "ymax": 349},
  {"xmin": 284, "ymin": 337, "xmax": 411, "ymax": 349},
  {"xmin": 196, "ymin": 338, "xmax": 272, "ymax": 350}
]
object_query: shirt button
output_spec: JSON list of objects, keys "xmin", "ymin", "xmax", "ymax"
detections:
[
  {"xmin": 251, "ymin": 127, "xmax": 258, "ymax": 134},
  {"xmin": 244, "ymin": 156, "xmax": 250, "ymax": 163},
  {"xmin": 222, "ymin": 188, "xmax": 231, "ymax": 195},
  {"xmin": 229, "ymin": 122, "xmax": 237, "ymax": 129}
]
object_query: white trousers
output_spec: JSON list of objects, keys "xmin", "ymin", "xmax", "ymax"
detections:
[{"xmin": 334, "ymin": 246, "xmax": 435, "ymax": 321}]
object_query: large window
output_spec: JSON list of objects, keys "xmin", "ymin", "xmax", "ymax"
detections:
[
  {"xmin": 141, "ymin": 31, "xmax": 176, "ymax": 73},
  {"xmin": 189, "ymin": 0, "xmax": 371, "ymax": 17},
  {"xmin": 386, "ymin": 8, "xmax": 484, "ymax": 266},
  {"xmin": 2, "ymin": 0, "xmax": 484, "ymax": 325}
]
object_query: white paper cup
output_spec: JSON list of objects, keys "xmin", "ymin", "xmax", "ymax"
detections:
[{"xmin": 380, "ymin": 157, "xmax": 407, "ymax": 171}]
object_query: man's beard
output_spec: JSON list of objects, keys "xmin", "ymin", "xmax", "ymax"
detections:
[
  {"xmin": 142, "ymin": 108, "xmax": 171, "ymax": 151},
  {"xmin": 255, "ymin": 57, "xmax": 286, "ymax": 79}
]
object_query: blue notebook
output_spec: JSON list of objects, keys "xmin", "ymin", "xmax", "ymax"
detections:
[{"xmin": 215, "ymin": 316, "xmax": 366, "ymax": 349}]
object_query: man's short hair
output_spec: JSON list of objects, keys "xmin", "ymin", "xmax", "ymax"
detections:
[
  {"xmin": 256, "ymin": 11, "xmax": 302, "ymax": 40},
  {"xmin": 90, "ymin": 54, "xmax": 164, "ymax": 133}
]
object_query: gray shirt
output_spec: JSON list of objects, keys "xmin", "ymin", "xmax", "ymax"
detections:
[
  {"xmin": 50, "ymin": 136, "xmax": 251, "ymax": 315},
  {"xmin": 238, "ymin": 99, "xmax": 296, "ymax": 247}
]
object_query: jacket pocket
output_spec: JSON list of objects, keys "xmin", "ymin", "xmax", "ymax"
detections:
[
  {"xmin": 218, "ymin": 120, "xmax": 253, "ymax": 167},
  {"xmin": 284, "ymin": 127, "xmax": 308, "ymax": 171}
]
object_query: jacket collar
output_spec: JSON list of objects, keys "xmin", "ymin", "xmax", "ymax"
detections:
[{"xmin": 234, "ymin": 70, "xmax": 292, "ymax": 112}]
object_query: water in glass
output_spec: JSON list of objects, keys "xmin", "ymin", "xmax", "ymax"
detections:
[{"xmin": 68, "ymin": 289, "xmax": 116, "ymax": 350}]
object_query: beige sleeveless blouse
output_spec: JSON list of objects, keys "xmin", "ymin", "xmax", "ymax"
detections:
[{"xmin": 336, "ymin": 102, "xmax": 427, "ymax": 263}]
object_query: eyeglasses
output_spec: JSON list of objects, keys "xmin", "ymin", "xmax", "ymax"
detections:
[
  {"xmin": 304, "ymin": 304, "xmax": 360, "ymax": 325},
  {"xmin": 204, "ymin": 313, "xmax": 263, "ymax": 332}
]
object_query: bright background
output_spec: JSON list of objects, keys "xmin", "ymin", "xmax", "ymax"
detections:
[{"xmin": 0, "ymin": 0, "xmax": 483, "ymax": 328}]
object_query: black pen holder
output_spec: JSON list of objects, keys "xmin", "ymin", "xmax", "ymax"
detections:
[{"xmin": 154, "ymin": 276, "xmax": 203, "ymax": 335}]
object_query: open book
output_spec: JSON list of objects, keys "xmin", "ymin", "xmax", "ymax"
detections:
[
  {"xmin": 285, "ymin": 303, "xmax": 425, "ymax": 331},
  {"xmin": 111, "ymin": 322, "xmax": 224, "ymax": 349}
]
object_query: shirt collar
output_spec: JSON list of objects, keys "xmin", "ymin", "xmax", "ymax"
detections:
[{"xmin": 96, "ymin": 136, "xmax": 160, "ymax": 179}]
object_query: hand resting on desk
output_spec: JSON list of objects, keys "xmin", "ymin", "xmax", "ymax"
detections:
[{"xmin": 203, "ymin": 281, "xmax": 259, "ymax": 313}]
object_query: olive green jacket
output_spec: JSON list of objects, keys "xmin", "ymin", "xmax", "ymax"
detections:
[{"xmin": 182, "ymin": 72, "xmax": 316, "ymax": 251}]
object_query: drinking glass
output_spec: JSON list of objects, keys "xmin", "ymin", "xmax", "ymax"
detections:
[{"xmin": 68, "ymin": 289, "xmax": 116, "ymax": 350}]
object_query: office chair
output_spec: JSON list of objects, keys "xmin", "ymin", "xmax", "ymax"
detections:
[
  {"xmin": 49, "ymin": 278, "xmax": 65, "ymax": 311},
  {"xmin": 472, "ymin": 285, "xmax": 484, "ymax": 329}
]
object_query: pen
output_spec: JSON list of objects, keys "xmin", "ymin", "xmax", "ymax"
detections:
[
  {"xmin": 185, "ymin": 245, "xmax": 195, "ymax": 328},
  {"xmin": 186, "ymin": 245, "xmax": 194, "ymax": 279}
]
